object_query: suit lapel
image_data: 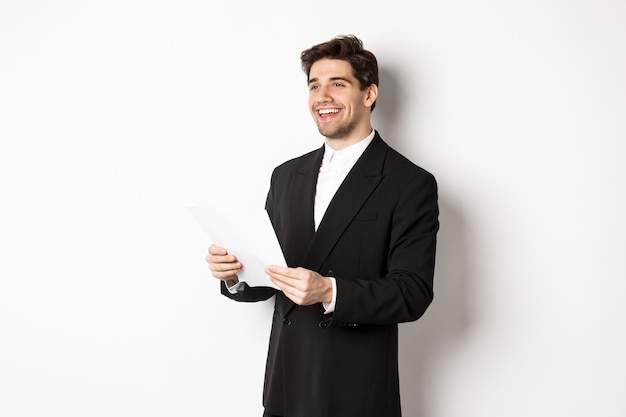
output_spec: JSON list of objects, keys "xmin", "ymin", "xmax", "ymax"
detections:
[
  {"xmin": 285, "ymin": 146, "xmax": 324, "ymax": 264},
  {"xmin": 303, "ymin": 134, "xmax": 388, "ymax": 271}
]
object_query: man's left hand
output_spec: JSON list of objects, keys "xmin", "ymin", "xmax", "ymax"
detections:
[{"xmin": 265, "ymin": 265, "xmax": 333, "ymax": 306}]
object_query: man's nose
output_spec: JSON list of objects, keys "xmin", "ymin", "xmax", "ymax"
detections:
[
  {"xmin": 315, "ymin": 87, "xmax": 333, "ymax": 104},
  {"xmin": 317, "ymin": 85, "xmax": 332, "ymax": 101}
]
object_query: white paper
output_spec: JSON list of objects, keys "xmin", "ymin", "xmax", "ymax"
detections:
[{"xmin": 187, "ymin": 205, "xmax": 285, "ymax": 290}]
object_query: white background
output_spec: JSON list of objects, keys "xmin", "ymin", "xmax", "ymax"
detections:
[{"xmin": 1, "ymin": 1, "xmax": 625, "ymax": 416}]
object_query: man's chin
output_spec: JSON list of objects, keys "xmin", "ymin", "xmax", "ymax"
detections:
[{"xmin": 317, "ymin": 126, "xmax": 345, "ymax": 139}]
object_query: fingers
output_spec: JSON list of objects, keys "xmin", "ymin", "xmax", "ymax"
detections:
[
  {"xmin": 209, "ymin": 261, "xmax": 242, "ymax": 279},
  {"xmin": 265, "ymin": 265, "xmax": 306, "ymax": 280},
  {"xmin": 208, "ymin": 244, "xmax": 228, "ymax": 255},
  {"xmin": 265, "ymin": 266, "xmax": 330, "ymax": 306},
  {"xmin": 270, "ymin": 273, "xmax": 306, "ymax": 304},
  {"xmin": 206, "ymin": 244, "xmax": 242, "ymax": 280},
  {"xmin": 265, "ymin": 265, "xmax": 305, "ymax": 288},
  {"xmin": 206, "ymin": 244, "xmax": 236, "ymax": 264}
]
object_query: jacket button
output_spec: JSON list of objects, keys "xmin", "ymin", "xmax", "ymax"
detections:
[
  {"xmin": 282, "ymin": 318, "xmax": 291, "ymax": 326},
  {"xmin": 318, "ymin": 321, "xmax": 328, "ymax": 329}
]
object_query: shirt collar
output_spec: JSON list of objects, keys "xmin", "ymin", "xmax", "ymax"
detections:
[{"xmin": 322, "ymin": 129, "xmax": 376, "ymax": 165}]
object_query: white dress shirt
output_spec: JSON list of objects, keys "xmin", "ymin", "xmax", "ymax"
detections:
[{"xmin": 316, "ymin": 130, "xmax": 376, "ymax": 313}]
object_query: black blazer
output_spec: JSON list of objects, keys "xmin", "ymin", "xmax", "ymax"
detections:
[{"xmin": 222, "ymin": 132, "xmax": 439, "ymax": 417}]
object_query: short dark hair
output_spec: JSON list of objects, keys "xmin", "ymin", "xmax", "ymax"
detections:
[{"xmin": 300, "ymin": 35, "xmax": 379, "ymax": 111}]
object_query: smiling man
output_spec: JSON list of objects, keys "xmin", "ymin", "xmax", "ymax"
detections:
[{"xmin": 206, "ymin": 35, "xmax": 439, "ymax": 417}]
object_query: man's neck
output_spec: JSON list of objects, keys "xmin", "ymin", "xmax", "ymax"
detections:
[{"xmin": 324, "ymin": 127, "xmax": 374, "ymax": 151}]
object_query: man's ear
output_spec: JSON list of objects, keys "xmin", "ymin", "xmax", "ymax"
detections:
[{"xmin": 364, "ymin": 84, "xmax": 378, "ymax": 108}]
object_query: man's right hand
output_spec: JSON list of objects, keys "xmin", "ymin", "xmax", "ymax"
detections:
[{"xmin": 206, "ymin": 244, "xmax": 242, "ymax": 287}]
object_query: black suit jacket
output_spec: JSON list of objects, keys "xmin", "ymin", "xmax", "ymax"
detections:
[{"xmin": 222, "ymin": 132, "xmax": 439, "ymax": 417}]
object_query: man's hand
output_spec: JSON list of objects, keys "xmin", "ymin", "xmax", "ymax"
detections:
[
  {"xmin": 206, "ymin": 244, "xmax": 242, "ymax": 287},
  {"xmin": 265, "ymin": 265, "xmax": 333, "ymax": 306}
]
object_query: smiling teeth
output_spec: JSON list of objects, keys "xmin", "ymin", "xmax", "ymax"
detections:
[{"xmin": 319, "ymin": 109, "xmax": 339, "ymax": 115}]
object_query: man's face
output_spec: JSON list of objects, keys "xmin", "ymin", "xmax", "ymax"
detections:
[{"xmin": 308, "ymin": 58, "xmax": 375, "ymax": 142}]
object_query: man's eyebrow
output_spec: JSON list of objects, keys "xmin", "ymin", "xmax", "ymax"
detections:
[{"xmin": 307, "ymin": 76, "xmax": 352, "ymax": 84}]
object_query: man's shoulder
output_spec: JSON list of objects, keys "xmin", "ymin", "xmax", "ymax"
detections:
[
  {"xmin": 386, "ymin": 146, "xmax": 431, "ymax": 174},
  {"xmin": 378, "ymin": 139, "xmax": 435, "ymax": 181}
]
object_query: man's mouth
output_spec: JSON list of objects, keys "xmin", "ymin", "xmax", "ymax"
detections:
[{"xmin": 318, "ymin": 108, "xmax": 341, "ymax": 118}]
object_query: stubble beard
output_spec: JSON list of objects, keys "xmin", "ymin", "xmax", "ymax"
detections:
[{"xmin": 315, "ymin": 116, "xmax": 358, "ymax": 140}]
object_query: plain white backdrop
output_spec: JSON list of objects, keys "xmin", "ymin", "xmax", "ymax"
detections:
[{"xmin": 1, "ymin": 1, "xmax": 625, "ymax": 416}]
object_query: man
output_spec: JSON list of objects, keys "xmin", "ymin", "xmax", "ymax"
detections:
[{"xmin": 207, "ymin": 35, "xmax": 438, "ymax": 417}]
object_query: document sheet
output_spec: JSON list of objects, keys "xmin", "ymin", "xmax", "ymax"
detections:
[{"xmin": 188, "ymin": 205, "xmax": 285, "ymax": 290}]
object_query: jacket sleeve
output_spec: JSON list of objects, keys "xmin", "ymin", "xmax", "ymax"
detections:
[
  {"xmin": 220, "ymin": 281, "xmax": 277, "ymax": 302},
  {"xmin": 330, "ymin": 171, "xmax": 439, "ymax": 326}
]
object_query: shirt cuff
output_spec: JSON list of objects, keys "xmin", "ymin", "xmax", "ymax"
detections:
[
  {"xmin": 225, "ymin": 280, "xmax": 245, "ymax": 294},
  {"xmin": 322, "ymin": 277, "xmax": 337, "ymax": 314}
]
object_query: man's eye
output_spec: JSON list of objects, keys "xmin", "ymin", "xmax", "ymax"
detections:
[
  {"xmin": 333, "ymin": 83, "xmax": 344, "ymax": 87},
  {"xmin": 310, "ymin": 85, "xmax": 319, "ymax": 90}
]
